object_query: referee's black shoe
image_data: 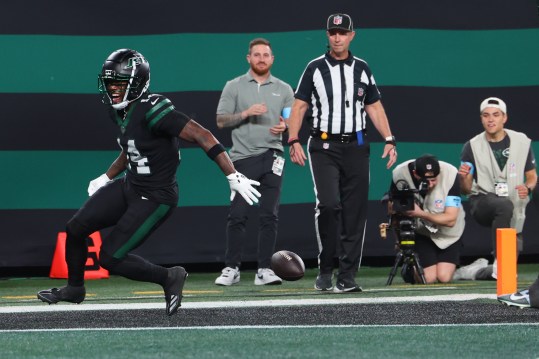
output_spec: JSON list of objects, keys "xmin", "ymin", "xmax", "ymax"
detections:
[
  {"xmin": 333, "ymin": 278, "xmax": 362, "ymax": 293},
  {"xmin": 37, "ymin": 285, "xmax": 86, "ymax": 304},
  {"xmin": 163, "ymin": 266, "xmax": 188, "ymax": 316}
]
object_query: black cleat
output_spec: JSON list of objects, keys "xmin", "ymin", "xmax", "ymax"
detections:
[
  {"xmin": 164, "ymin": 266, "xmax": 188, "ymax": 316},
  {"xmin": 37, "ymin": 285, "xmax": 86, "ymax": 304}
]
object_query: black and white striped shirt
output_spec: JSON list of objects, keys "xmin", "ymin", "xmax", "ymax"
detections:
[{"xmin": 294, "ymin": 51, "xmax": 380, "ymax": 134}]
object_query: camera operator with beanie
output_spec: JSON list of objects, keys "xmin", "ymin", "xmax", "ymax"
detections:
[
  {"xmin": 456, "ymin": 97, "xmax": 536, "ymax": 281},
  {"xmin": 389, "ymin": 154, "xmax": 465, "ymax": 284}
]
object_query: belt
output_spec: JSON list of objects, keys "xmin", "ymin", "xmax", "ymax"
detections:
[{"xmin": 310, "ymin": 129, "xmax": 358, "ymax": 143}]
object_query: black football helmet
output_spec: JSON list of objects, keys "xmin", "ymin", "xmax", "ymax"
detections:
[{"xmin": 98, "ymin": 49, "xmax": 150, "ymax": 110}]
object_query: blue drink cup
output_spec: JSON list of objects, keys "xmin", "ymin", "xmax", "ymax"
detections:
[
  {"xmin": 460, "ymin": 161, "xmax": 474, "ymax": 175},
  {"xmin": 282, "ymin": 107, "xmax": 291, "ymax": 119}
]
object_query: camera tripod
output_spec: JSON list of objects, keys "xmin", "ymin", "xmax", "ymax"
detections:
[{"xmin": 386, "ymin": 244, "xmax": 427, "ymax": 285}]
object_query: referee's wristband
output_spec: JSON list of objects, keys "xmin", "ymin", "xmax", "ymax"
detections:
[
  {"xmin": 385, "ymin": 135, "xmax": 396, "ymax": 146},
  {"xmin": 288, "ymin": 137, "xmax": 300, "ymax": 145}
]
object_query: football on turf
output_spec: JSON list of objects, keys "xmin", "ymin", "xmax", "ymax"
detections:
[{"xmin": 270, "ymin": 250, "xmax": 305, "ymax": 281}]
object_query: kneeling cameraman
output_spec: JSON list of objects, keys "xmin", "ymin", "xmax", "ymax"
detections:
[{"xmin": 389, "ymin": 154, "xmax": 465, "ymax": 283}]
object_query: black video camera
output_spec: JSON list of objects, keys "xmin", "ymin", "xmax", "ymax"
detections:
[
  {"xmin": 387, "ymin": 180, "xmax": 422, "ymax": 245},
  {"xmin": 389, "ymin": 183, "xmax": 416, "ymax": 213},
  {"xmin": 383, "ymin": 180, "xmax": 428, "ymax": 285},
  {"xmin": 389, "ymin": 179, "xmax": 429, "ymax": 213}
]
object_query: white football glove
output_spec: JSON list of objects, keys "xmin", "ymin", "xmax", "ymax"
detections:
[
  {"xmin": 227, "ymin": 172, "xmax": 261, "ymax": 205},
  {"xmin": 87, "ymin": 173, "xmax": 112, "ymax": 196}
]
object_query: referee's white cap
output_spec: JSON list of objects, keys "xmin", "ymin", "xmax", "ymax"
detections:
[{"xmin": 480, "ymin": 97, "xmax": 507, "ymax": 114}]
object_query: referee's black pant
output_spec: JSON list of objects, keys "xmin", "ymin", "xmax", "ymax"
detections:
[{"xmin": 308, "ymin": 137, "xmax": 369, "ymax": 281}]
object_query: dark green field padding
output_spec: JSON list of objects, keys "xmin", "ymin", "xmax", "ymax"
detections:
[
  {"xmin": 1, "ymin": 28, "xmax": 538, "ymax": 94},
  {"xmin": 5, "ymin": 142, "xmax": 537, "ymax": 209}
]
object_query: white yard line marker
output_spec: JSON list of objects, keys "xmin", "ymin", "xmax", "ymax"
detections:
[
  {"xmin": 0, "ymin": 293, "xmax": 496, "ymax": 313},
  {"xmin": 2, "ymin": 322, "xmax": 539, "ymax": 334}
]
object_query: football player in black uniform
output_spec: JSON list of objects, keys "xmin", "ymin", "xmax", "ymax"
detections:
[{"xmin": 37, "ymin": 49, "xmax": 261, "ymax": 316}]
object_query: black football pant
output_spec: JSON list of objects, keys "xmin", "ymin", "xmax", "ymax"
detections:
[
  {"xmin": 225, "ymin": 150, "xmax": 283, "ymax": 269},
  {"xmin": 65, "ymin": 178, "xmax": 174, "ymax": 287},
  {"xmin": 308, "ymin": 137, "xmax": 370, "ymax": 281}
]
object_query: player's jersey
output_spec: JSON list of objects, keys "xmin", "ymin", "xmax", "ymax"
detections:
[{"xmin": 108, "ymin": 93, "xmax": 190, "ymax": 205}]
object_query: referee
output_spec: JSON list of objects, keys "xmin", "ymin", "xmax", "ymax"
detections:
[{"xmin": 287, "ymin": 13, "xmax": 397, "ymax": 293}]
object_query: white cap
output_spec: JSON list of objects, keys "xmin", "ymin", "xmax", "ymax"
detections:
[{"xmin": 480, "ymin": 97, "xmax": 507, "ymax": 114}]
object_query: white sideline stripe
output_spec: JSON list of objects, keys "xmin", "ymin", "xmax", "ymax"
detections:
[
  {"xmin": 0, "ymin": 293, "xmax": 496, "ymax": 313},
  {"xmin": 2, "ymin": 322, "xmax": 539, "ymax": 333}
]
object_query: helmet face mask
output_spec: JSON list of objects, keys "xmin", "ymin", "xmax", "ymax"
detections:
[
  {"xmin": 98, "ymin": 49, "xmax": 150, "ymax": 110},
  {"xmin": 101, "ymin": 79, "xmax": 129, "ymax": 106}
]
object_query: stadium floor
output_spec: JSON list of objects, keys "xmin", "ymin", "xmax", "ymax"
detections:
[{"xmin": 2, "ymin": 266, "xmax": 539, "ymax": 358}]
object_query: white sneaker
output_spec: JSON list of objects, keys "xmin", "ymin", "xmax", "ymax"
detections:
[
  {"xmin": 215, "ymin": 267, "xmax": 240, "ymax": 286},
  {"xmin": 254, "ymin": 268, "xmax": 282, "ymax": 285},
  {"xmin": 453, "ymin": 258, "xmax": 489, "ymax": 280},
  {"xmin": 492, "ymin": 259, "xmax": 497, "ymax": 279}
]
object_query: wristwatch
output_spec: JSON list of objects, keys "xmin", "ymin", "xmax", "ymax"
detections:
[{"xmin": 385, "ymin": 135, "xmax": 396, "ymax": 146}]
